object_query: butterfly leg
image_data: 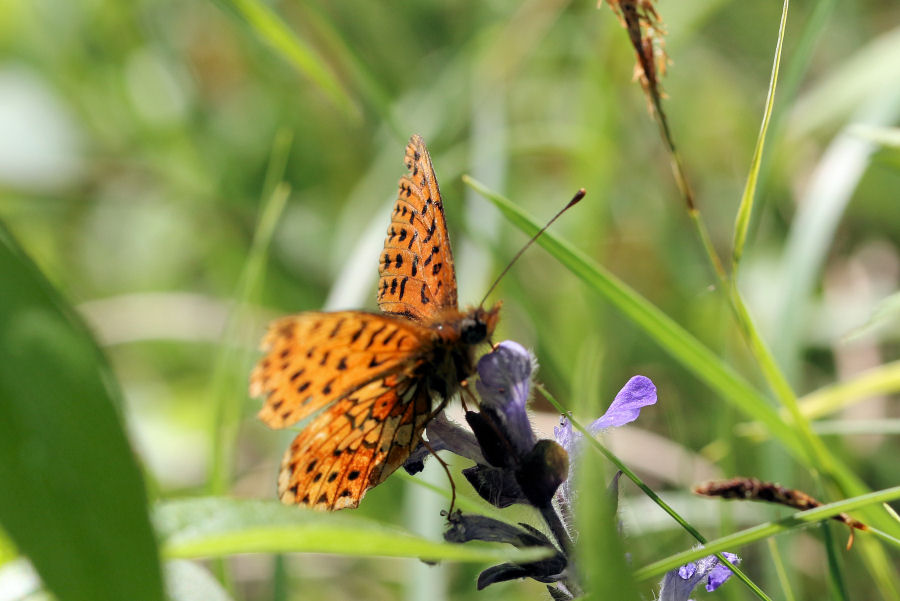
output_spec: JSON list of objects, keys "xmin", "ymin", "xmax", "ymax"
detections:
[
  {"xmin": 422, "ymin": 437, "xmax": 457, "ymax": 515},
  {"xmin": 458, "ymin": 381, "xmax": 479, "ymax": 413}
]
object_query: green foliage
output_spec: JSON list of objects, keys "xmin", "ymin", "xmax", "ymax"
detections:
[
  {"xmin": 0, "ymin": 226, "xmax": 164, "ymax": 601},
  {"xmin": 0, "ymin": 0, "xmax": 898, "ymax": 599},
  {"xmin": 158, "ymin": 497, "xmax": 553, "ymax": 563}
]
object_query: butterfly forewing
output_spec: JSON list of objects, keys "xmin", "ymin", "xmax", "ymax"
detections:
[
  {"xmin": 378, "ymin": 135, "xmax": 458, "ymax": 321},
  {"xmin": 252, "ymin": 312, "xmax": 431, "ymax": 429}
]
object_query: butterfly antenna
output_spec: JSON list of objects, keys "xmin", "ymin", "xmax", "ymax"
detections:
[{"xmin": 479, "ymin": 188, "xmax": 586, "ymax": 307}]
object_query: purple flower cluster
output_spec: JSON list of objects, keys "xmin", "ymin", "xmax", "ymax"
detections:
[
  {"xmin": 659, "ymin": 552, "xmax": 740, "ymax": 600},
  {"xmin": 405, "ymin": 341, "xmax": 739, "ymax": 599}
]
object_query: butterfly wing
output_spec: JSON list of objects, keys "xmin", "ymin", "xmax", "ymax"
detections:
[
  {"xmin": 251, "ymin": 312, "xmax": 431, "ymax": 429},
  {"xmin": 377, "ymin": 135, "xmax": 459, "ymax": 321},
  {"xmin": 278, "ymin": 373, "xmax": 434, "ymax": 510}
]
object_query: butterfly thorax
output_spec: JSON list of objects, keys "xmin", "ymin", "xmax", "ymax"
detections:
[{"xmin": 421, "ymin": 303, "xmax": 501, "ymax": 399}]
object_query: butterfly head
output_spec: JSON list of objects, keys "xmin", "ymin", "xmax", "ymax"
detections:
[{"xmin": 460, "ymin": 302, "xmax": 501, "ymax": 345}]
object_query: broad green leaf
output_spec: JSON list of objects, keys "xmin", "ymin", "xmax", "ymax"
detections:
[
  {"xmin": 0, "ymin": 224, "xmax": 164, "ymax": 601},
  {"xmin": 157, "ymin": 498, "xmax": 553, "ymax": 563}
]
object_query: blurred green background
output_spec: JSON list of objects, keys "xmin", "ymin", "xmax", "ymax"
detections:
[{"xmin": 1, "ymin": 0, "xmax": 899, "ymax": 599}]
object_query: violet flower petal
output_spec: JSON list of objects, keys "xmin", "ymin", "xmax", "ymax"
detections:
[
  {"xmin": 589, "ymin": 375, "xmax": 657, "ymax": 432},
  {"xmin": 402, "ymin": 411, "xmax": 486, "ymax": 475},
  {"xmin": 706, "ymin": 552, "xmax": 739, "ymax": 592},
  {"xmin": 659, "ymin": 552, "xmax": 741, "ymax": 601},
  {"xmin": 553, "ymin": 416, "xmax": 576, "ymax": 454},
  {"xmin": 425, "ymin": 411, "xmax": 485, "ymax": 464},
  {"xmin": 475, "ymin": 341, "xmax": 537, "ymax": 456}
]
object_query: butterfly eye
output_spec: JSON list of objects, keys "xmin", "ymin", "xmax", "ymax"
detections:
[{"xmin": 460, "ymin": 317, "xmax": 487, "ymax": 344}]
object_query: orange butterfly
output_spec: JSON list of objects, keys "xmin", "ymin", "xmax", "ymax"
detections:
[{"xmin": 250, "ymin": 135, "xmax": 500, "ymax": 510}]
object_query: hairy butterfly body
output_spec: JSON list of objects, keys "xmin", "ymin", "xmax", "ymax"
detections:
[{"xmin": 250, "ymin": 135, "xmax": 500, "ymax": 510}]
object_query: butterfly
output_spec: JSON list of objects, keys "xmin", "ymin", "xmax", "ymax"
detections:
[{"xmin": 250, "ymin": 135, "xmax": 501, "ymax": 510}]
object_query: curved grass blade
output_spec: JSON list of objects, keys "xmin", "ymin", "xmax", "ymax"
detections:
[
  {"xmin": 469, "ymin": 177, "xmax": 898, "ymax": 507},
  {"xmin": 0, "ymin": 223, "xmax": 164, "ymax": 601},
  {"xmin": 208, "ymin": 131, "xmax": 292, "ymax": 495},
  {"xmin": 633, "ymin": 485, "xmax": 900, "ymax": 581},
  {"xmin": 212, "ymin": 0, "xmax": 359, "ymax": 119},
  {"xmin": 464, "ymin": 176, "xmax": 804, "ymax": 460},
  {"xmin": 156, "ymin": 498, "xmax": 553, "ymax": 563},
  {"xmin": 539, "ymin": 385, "xmax": 769, "ymax": 601},
  {"xmin": 732, "ymin": 0, "xmax": 789, "ymax": 268}
]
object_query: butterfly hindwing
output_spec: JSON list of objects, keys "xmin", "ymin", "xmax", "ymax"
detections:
[
  {"xmin": 278, "ymin": 374, "xmax": 434, "ymax": 510},
  {"xmin": 251, "ymin": 312, "xmax": 431, "ymax": 429},
  {"xmin": 378, "ymin": 135, "xmax": 458, "ymax": 321}
]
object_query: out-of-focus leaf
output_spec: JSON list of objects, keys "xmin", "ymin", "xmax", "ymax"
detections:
[
  {"xmin": 165, "ymin": 560, "xmax": 234, "ymax": 601},
  {"xmin": 843, "ymin": 291, "xmax": 900, "ymax": 342},
  {"xmin": 848, "ymin": 125, "xmax": 900, "ymax": 148},
  {"xmin": 788, "ymin": 26, "xmax": 900, "ymax": 137},
  {"xmin": 0, "ymin": 224, "xmax": 164, "ymax": 601},
  {"xmin": 212, "ymin": 0, "xmax": 359, "ymax": 119},
  {"xmin": 772, "ymin": 90, "xmax": 900, "ymax": 381},
  {"xmin": 156, "ymin": 497, "xmax": 553, "ymax": 563},
  {"xmin": 0, "ymin": 559, "xmax": 40, "ymax": 599}
]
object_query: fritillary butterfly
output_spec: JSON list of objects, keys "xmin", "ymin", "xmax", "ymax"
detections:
[{"xmin": 250, "ymin": 135, "xmax": 500, "ymax": 510}]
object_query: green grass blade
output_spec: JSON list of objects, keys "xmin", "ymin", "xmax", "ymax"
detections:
[
  {"xmin": 633, "ymin": 485, "xmax": 900, "ymax": 581},
  {"xmin": 212, "ymin": 0, "xmax": 359, "ymax": 119},
  {"xmin": 464, "ymin": 176, "xmax": 805, "ymax": 460},
  {"xmin": 0, "ymin": 223, "xmax": 165, "ymax": 601},
  {"xmin": 767, "ymin": 538, "xmax": 797, "ymax": 601},
  {"xmin": 822, "ymin": 523, "xmax": 850, "ymax": 601},
  {"xmin": 539, "ymin": 385, "xmax": 769, "ymax": 600},
  {"xmin": 208, "ymin": 131, "xmax": 292, "ymax": 495},
  {"xmin": 738, "ymin": 360, "xmax": 900, "ymax": 438},
  {"xmin": 732, "ymin": 0, "xmax": 789, "ymax": 268},
  {"xmin": 469, "ymin": 177, "xmax": 896, "ymax": 508},
  {"xmin": 156, "ymin": 498, "xmax": 553, "ymax": 563},
  {"xmin": 296, "ymin": 2, "xmax": 406, "ymax": 140},
  {"xmin": 800, "ymin": 359, "xmax": 900, "ymax": 418}
]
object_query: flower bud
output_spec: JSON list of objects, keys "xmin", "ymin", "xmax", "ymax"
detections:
[{"xmin": 516, "ymin": 439, "xmax": 570, "ymax": 507}]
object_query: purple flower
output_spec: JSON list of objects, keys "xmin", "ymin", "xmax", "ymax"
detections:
[
  {"xmin": 554, "ymin": 375, "xmax": 657, "ymax": 513},
  {"xmin": 554, "ymin": 375, "xmax": 657, "ymax": 454},
  {"xmin": 403, "ymin": 412, "xmax": 485, "ymax": 475},
  {"xmin": 589, "ymin": 375, "xmax": 657, "ymax": 430},
  {"xmin": 659, "ymin": 552, "xmax": 740, "ymax": 601},
  {"xmin": 443, "ymin": 512, "xmax": 567, "ymax": 589},
  {"xmin": 473, "ymin": 340, "xmax": 538, "ymax": 457},
  {"xmin": 461, "ymin": 342, "xmax": 570, "ymax": 509}
]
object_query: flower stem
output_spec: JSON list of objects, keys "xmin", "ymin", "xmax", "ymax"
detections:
[
  {"xmin": 538, "ymin": 501, "xmax": 583, "ymax": 597},
  {"xmin": 539, "ymin": 502, "xmax": 573, "ymax": 557}
]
